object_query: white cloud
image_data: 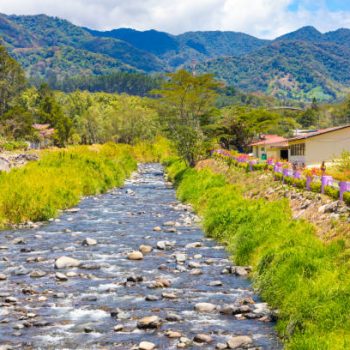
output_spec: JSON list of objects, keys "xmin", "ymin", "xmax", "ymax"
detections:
[{"xmin": 0, "ymin": 0, "xmax": 349, "ymax": 38}]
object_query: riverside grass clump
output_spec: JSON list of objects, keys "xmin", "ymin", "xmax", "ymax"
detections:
[
  {"xmin": 166, "ymin": 159, "xmax": 350, "ymax": 350},
  {"xmin": 0, "ymin": 143, "xmax": 137, "ymax": 226}
]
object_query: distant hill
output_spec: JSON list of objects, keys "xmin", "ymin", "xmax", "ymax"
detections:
[
  {"xmin": 1, "ymin": 13, "xmax": 350, "ymax": 101},
  {"xmin": 196, "ymin": 40, "xmax": 350, "ymax": 101}
]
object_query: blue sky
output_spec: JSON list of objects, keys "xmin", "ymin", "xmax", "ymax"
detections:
[
  {"xmin": 0, "ymin": 0, "xmax": 349, "ymax": 38},
  {"xmin": 289, "ymin": 0, "xmax": 350, "ymax": 12}
]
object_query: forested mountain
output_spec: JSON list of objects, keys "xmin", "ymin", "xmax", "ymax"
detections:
[{"xmin": 1, "ymin": 12, "xmax": 350, "ymax": 101}]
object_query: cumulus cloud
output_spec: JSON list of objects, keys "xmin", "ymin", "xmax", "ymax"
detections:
[{"xmin": 0, "ymin": 0, "xmax": 349, "ymax": 38}]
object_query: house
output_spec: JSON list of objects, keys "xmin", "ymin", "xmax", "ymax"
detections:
[
  {"xmin": 31, "ymin": 124, "xmax": 55, "ymax": 149},
  {"xmin": 288, "ymin": 124, "xmax": 350, "ymax": 166},
  {"xmin": 250, "ymin": 134, "xmax": 288, "ymax": 161}
]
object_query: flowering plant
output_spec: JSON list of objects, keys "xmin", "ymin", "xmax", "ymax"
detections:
[{"xmin": 304, "ymin": 167, "xmax": 321, "ymax": 177}]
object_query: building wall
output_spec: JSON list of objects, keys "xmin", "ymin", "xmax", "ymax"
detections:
[
  {"xmin": 306, "ymin": 127, "xmax": 350, "ymax": 165},
  {"xmin": 289, "ymin": 127, "xmax": 350, "ymax": 166}
]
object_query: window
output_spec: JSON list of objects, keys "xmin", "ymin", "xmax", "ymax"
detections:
[{"xmin": 290, "ymin": 143, "xmax": 305, "ymax": 156}]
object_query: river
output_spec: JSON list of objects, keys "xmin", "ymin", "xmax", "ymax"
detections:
[{"xmin": 0, "ymin": 163, "xmax": 281, "ymax": 349}]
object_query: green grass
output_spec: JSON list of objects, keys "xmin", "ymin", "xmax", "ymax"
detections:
[
  {"xmin": 0, "ymin": 143, "xmax": 137, "ymax": 226},
  {"xmin": 166, "ymin": 159, "xmax": 350, "ymax": 349}
]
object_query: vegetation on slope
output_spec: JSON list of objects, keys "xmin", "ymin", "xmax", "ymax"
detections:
[{"xmin": 166, "ymin": 159, "xmax": 350, "ymax": 349}]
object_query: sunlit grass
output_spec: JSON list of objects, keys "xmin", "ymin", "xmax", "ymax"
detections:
[{"xmin": 167, "ymin": 159, "xmax": 350, "ymax": 349}]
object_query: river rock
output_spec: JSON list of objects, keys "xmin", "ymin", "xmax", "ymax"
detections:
[
  {"xmin": 190, "ymin": 268, "xmax": 202, "ymax": 275},
  {"xmin": 194, "ymin": 302, "xmax": 217, "ymax": 313},
  {"xmin": 139, "ymin": 245, "xmax": 153, "ymax": 254},
  {"xmin": 55, "ymin": 272, "xmax": 68, "ymax": 281},
  {"xmin": 162, "ymin": 292, "xmax": 177, "ymax": 299},
  {"xmin": 233, "ymin": 266, "xmax": 249, "ymax": 277},
  {"xmin": 153, "ymin": 226, "xmax": 162, "ymax": 232},
  {"xmin": 137, "ymin": 315, "xmax": 161, "ymax": 329},
  {"xmin": 55, "ymin": 256, "xmax": 81, "ymax": 269},
  {"xmin": 165, "ymin": 330, "xmax": 182, "ymax": 338},
  {"xmin": 175, "ymin": 253, "xmax": 187, "ymax": 263},
  {"xmin": 165, "ymin": 313, "xmax": 182, "ymax": 322},
  {"xmin": 0, "ymin": 273, "xmax": 7, "ymax": 281},
  {"xmin": 139, "ymin": 341, "xmax": 156, "ymax": 350},
  {"xmin": 114, "ymin": 324, "xmax": 124, "ymax": 332},
  {"xmin": 127, "ymin": 251, "xmax": 144, "ymax": 260},
  {"xmin": 216, "ymin": 343, "xmax": 228, "ymax": 349},
  {"xmin": 30, "ymin": 270, "xmax": 47, "ymax": 278},
  {"xmin": 194, "ymin": 334, "xmax": 212, "ymax": 343},
  {"xmin": 82, "ymin": 238, "xmax": 97, "ymax": 246},
  {"xmin": 227, "ymin": 336, "xmax": 253, "ymax": 349},
  {"xmin": 163, "ymin": 221, "xmax": 175, "ymax": 226},
  {"xmin": 209, "ymin": 280, "xmax": 223, "ymax": 287},
  {"xmin": 145, "ymin": 295, "xmax": 160, "ymax": 301},
  {"xmin": 66, "ymin": 271, "xmax": 78, "ymax": 277},
  {"xmin": 13, "ymin": 266, "xmax": 29, "ymax": 275},
  {"xmin": 185, "ymin": 242, "xmax": 202, "ymax": 249}
]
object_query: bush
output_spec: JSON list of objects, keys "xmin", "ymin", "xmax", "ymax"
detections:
[
  {"xmin": 0, "ymin": 144, "xmax": 137, "ymax": 226},
  {"xmin": 324, "ymin": 185, "xmax": 339, "ymax": 200},
  {"xmin": 168, "ymin": 163, "xmax": 350, "ymax": 350}
]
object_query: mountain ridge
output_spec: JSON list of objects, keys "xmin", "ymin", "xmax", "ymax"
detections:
[{"xmin": 1, "ymin": 13, "xmax": 350, "ymax": 101}]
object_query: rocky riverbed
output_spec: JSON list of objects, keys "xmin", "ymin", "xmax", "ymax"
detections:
[{"xmin": 0, "ymin": 164, "xmax": 281, "ymax": 349}]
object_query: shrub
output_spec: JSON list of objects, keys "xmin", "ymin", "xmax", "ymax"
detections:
[{"xmin": 0, "ymin": 144, "xmax": 137, "ymax": 226}]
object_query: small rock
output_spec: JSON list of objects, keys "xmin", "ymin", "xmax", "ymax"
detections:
[
  {"xmin": 163, "ymin": 221, "xmax": 175, "ymax": 226},
  {"xmin": 227, "ymin": 336, "xmax": 253, "ymax": 349},
  {"xmin": 127, "ymin": 251, "xmax": 144, "ymax": 260},
  {"xmin": 30, "ymin": 270, "xmax": 47, "ymax": 278},
  {"xmin": 185, "ymin": 242, "xmax": 202, "ymax": 249},
  {"xmin": 162, "ymin": 292, "xmax": 177, "ymax": 299},
  {"xmin": 209, "ymin": 280, "xmax": 223, "ymax": 287},
  {"xmin": 139, "ymin": 341, "xmax": 156, "ymax": 350},
  {"xmin": 165, "ymin": 330, "xmax": 182, "ymax": 338},
  {"xmin": 139, "ymin": 245, "xmax": 153, "ymax": 254},
  {"xmin": 137, "ymin": 316, "xmax": 161, "ymax": 329},
  {"xmin": 175, "ymin": 253, "xmax": 187, "ymax": 263},
  {"xmin": 153, "ymin": 226, "xmax": 162, "ymax": 232},
  {"xmin": 5, "ymin": 297, "xmax": 17, "ymax": 303},
  {"xmin": 216, "ymin": 343, "xmax": 228, "ymax": 349},
  {"xmin": 127, "ymin": 275, "xmax": 143, "ymax": 282},
  {"xmin": 12, "ymin": 238, "xmax": 25, "ymax": 244},
  {"xmin": 114, "ymin": 324, "xmax": 124, "ymax": 332},
  {"xmin": 66, "ymin": 271, "xmax": 78, "ymax": 277},
  {"xmin": 194, "ymin": 302, "xmax": 216, "ymax": 313},
  {"xmin": 55, "ymin": 256, "xmax": 81, "ymax": 269},
  {"xmin": 165, "ymin": 313, "xmax": 182, "ymax": 322},
  {"xmin": 0, "ymin": 273, "xmax": 7, "ymax": 281},
  {"xmin": 194, "ymin": 334, "xmax": 212, "ymax": 343},
  {"xmin": 188, "ymin": 261, "xmax": 201, "ymax": 268},
  {"xmin": 82, "ymin": 238, "xmax": 97, "ymax": 246},
  {"xmin": 145, "ymin": 295, "xmax": 160, "ymax": 301},
  {"xmin": 55, "ymin": 272, "xmax": 68, "ymax": 281},
  {"xmin": 190, "ymin": 269, "xmax": 202, "ymax": 275}
]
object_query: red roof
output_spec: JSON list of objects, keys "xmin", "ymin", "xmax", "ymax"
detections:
[
  {"xmin": 288, "ymin": 124, "xmax": 350, "ymax": 142},
  {"xmin": 250, "ymin": 135, "xmax": 288, "ymax": 147}
]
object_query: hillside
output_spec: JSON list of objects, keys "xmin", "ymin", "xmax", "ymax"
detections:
[
  {"xmin": 1, "ymin": 13, "xmax": 350, "ymax": 101},
  {"xmin": 196, "ymin": 40, "xmax": 350, "ymax": 101}
]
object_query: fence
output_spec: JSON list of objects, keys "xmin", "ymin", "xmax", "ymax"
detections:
[{"xmin": 212, "ymin": 149, "xmax": 350, "ymax": 203}]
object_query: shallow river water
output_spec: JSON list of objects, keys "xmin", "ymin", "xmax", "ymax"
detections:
[{"xmin": 0, "ymin": 164, "xmax": 281, "ymax": 349}]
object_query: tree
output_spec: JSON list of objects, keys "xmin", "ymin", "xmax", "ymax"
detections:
[
  {"xmin": 0, "ymin": 106, "xmax": 34, "ymax": 140},
  {"xmin": 215, "ymin": 107, "xmax": 280, "ymax": 152},
  {"xmin": 154, "ymin": 69, "xmax": 221, "ymax": 166},
  {"xmin": 37, "ymin": 84, "xmax": 73, "ymax": 146},
  {"xmin": 0, "ymin": 45, "xmax": 26, "ymax": 116}
]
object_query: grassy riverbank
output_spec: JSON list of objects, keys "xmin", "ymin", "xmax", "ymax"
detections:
[
  {"xmin": 0, "ymin": 143, "xmax": 137, "ymax": 226},
  {"xmin": 166, "ymin": 159, "xmax": 350, "ymax": 350}
]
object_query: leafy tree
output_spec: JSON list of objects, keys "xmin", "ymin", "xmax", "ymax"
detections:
[
  {"xmin": 0, "ymin": 45, "xmax": 26, "ymax": 115},
  {"xmin": 37, "ymin": 84, "xmax": 72, "ymax": 146},
  {"xmin": 154, "ymin": 69, "xmax": 221, "ymax": 166},
  {"xmin": 215, "ymin": 106, "xmax": 280, "ymax": 151},
  {"xmin": 0, "ymin": 106, "xmax": 34, "ymax": 140}
]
